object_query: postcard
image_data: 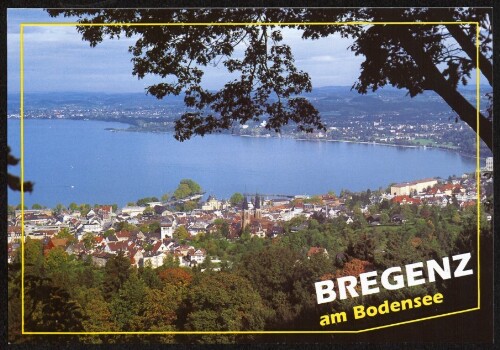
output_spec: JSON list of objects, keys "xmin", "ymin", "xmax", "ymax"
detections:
[{"xmin": 4, "ymin": 5, "xmax": 494, "ymax": 345}]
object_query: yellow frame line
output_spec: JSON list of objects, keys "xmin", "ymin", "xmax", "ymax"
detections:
[
  {"xmin": 475, "ymin": 22, "xmax": 481, "ymax": 309},
  {"xmin": 20, "ymin": 21, "xmax": 478, "ymax": 27},
  {"xmin": 20, "ymin": 23, "xmax": 25, "ymax": 335},
  {"xmin": 19, "ymin": 20, "xmax": 482, "ymax": 336},
  {"xmin": 22, "ymin": 307, "xmax": 480, "ymax": 335}
]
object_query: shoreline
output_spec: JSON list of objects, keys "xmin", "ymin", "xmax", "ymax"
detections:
[
  {"xmin": 10, "ymin": 117, "xmax": 485, "ymax": 160},
  {"xmin": 294, "ymin": 138, "xmax": 480, "ymax": 160},
  {"xmin": 238, "ymin": 134, "xmax": 482, "ymax": 160}
]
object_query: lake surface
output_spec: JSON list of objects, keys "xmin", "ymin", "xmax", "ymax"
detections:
[{"xmin": 8, "ymin": 119, "xmax": 476, "ymax": 207}]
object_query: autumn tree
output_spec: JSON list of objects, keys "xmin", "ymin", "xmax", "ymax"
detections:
[
  {"xmin": 73, "ymin": 287, "xmax": 119, "ymax": 343},
  {"xmin": 158, "ymin": 267, "xmax": 193, "ymax": 286},
  {"xmin": 46, "ymin": 8, "xmax": 492, "ymax": 150}
]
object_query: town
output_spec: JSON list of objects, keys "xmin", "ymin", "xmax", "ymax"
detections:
[
  {"xmin": 7, "ymin": 164, "xmax": 493, "ymax": 270},
  {"xmin": 8, "ymin": 87, "xmax": 493, "ymax": 157}
]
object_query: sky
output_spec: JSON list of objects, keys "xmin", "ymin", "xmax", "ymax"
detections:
[
  {"xmin": 8, "ymin": 8, "xmax": 488, "ymax": 95},
  {"xmin": 7, "ymin": 8, "xmax": 366, "ymax": 94}
]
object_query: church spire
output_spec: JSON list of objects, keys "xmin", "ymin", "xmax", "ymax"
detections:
[
  {"xmin": 254, "ymin": 194, "xmax": 261, "ymax": 209},
  {"xmin": 242, "ymin": 196, "xmax": 249, "ymax": 210}
]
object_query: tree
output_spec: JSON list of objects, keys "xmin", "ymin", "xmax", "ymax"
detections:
[
  {"xmin": 44, "ymin": 247, "xmax": 80, "ymax": 289},
  {"xmin": 55, "ymin": 227, "xmax": 77, "ymax": 245},
  {"xmin": 103, "ymin": 228, "xmax": 115, "ymax": 238},
  {"xmin": 81, "ymin": 232, "xmax": 95, "ymax": 250},
  {"xmin": 304, "ymin": 195, "xmax": 323, "ymax": 205},
  {"xmin": 54, "ymin": 203, "xmax": 66, "ymax": 214},
  {"xmin": 149, "ymin": 221, "xmax": 161, "ymax": 233},
  {"xmin": 173, "ymin": 226, "xmax": 190, "ymax": 240},
  {"xmin": 158, "ymin": 267, "xmax": 193, "ymax": 286},
  {"xmin": 183, "ymin": 272, "xmax": 267, "ymax": 343},
  {"xmin": 15, "ymin": 203, "xmax": 27, "ymax": 211},
  {"xmin": 102, "ymin": 251, "xmax": 131, "ymax": 298},
  {"xmin": 229, "ymin": 192, "xmax": 244, "ymax": 206},
  {"xmin": 110, "ymin": 272, "xmax": 148, "ymax": 331},
  {"xmin": 7, "ymin": 205, "xmax": 16, "ymax": 216},
  {"xmin": 173, "ymin": 184, "xmax": 191, "ymax": 200},
  {"xmin": 179, "ymin": 200, "xmax": 198, "ymax": 212},
  {"xmin": 23, "ymin": 272, "xmax": 85, "ymax": 333},
  {"xmin": 212, "ymin": 218, "xmax": 230, "ymax": 238},
  {"xmin": 143, "ymin": 206, "xmax": 155, "ymax": 216},
  {"xmin": 7, "ymin": 146, "xmax": 33, "ymax": 193},
  {"xmin": 236, "ymin": 245, "xmax": 301, "ymax": 327},
  {"xmin": 24, "ymin": 238, "xmax": 44, "ymax": 276},
  {"xmin": 79, "ymin": 203, "xmax": 92, "ymax": 216},
  {"xmin": 77, "ymin": 288, "xmax": 119, "ymax": 341},
  {"xmin": 162, "ymin": 254, "xmax": 180, "ymax": 269},
  {"xmin": 173, "ymin": 179, "xmax": 202, "ymax": 199},
  {"xmin": 47, "ymin": 8, "xmax": 492, "ymax": 150},
  {"xmin": 136, "ymin": 196, "xmax": 159, "ymax": 206}
]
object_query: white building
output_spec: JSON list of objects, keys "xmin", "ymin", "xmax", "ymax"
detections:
[
  {"xmin": 141, "ymin": 252, "xmax": 167, "ymax": 269},
  {"xmin": 160, "ymin": 217, "xmax": 177, "ymax": 240},
  {"xmin": 191, "ymin": 249, "xmax": 207, "ymax": 264},
  {"xmin": 120, "ymin": 206, "xmax": 146, "ymax": 218},
  {"xmin": 485, "ymin": 157, "xmax": 493, "ymax": 171},
  {"xmin": 390, "ymin": 178, "xmax": 437, "ymax": 196},
  {"xmin": 201, "ymin": 196, "xmax": 223, "ymax": 211}
]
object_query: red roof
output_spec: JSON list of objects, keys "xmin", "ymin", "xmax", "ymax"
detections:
[
  {"xmin": 107, "ymin": 241, "xmax": 128, "ymax": 252},
  {"xmin": 116, "ymin": 230, "xmax": 131, "ymax": 239},
  {"xmin": 151, "ymin": 241, "xmax": 162, "ymax": 253},
  {"xmin": 100, "ymin": 205, "xmax": 113, "ymax": 213},
  {"xmin": 462, "ymin": 200, "xmax": 476, "ymax": 208},
  {"xmin": 392, "ymin": 195, "xmax": 422, "ymax": 205},
  {"xmin": 440, "ymin": 184, "xmax": 455, "ymax": 191},
  {"xmin": 8, "ymin": 226, "xmax": 21, "ymax": 234},
  {"xmin": 307, "ymin": 247, "xmax": 327, "ymax": 257}
]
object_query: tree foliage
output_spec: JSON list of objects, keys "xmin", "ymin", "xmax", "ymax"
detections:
[
  {"xmin": 102, "ymin": 251, "xmax": 131, "ymax": 298},
  {"xmin": 183, "ymin": 272, "xmax": 267, "ymax": 343},
  {"xmin": 173, "ymin": 179, "xmax": 202, "ymax": 199},
  {"xmin": 173, "ymin": 226, "xmax": 190, "ymax": 240},
  {"xmin": 8, "ymin": 200, "xmax": 484, "ymax": 343},
  {"xmin": 46, "ymin": 8, "xmax": 492, "ymax": 149},
  {"xmin": 229, "ymin": 192, "xmax": 244, "ymax": 206},
  {"xmin": 7, "ymin": 146, "xmax": 33, "ymax": 192},
  {"xmin": 136, "ymin": 196, "xmax": 159, "ymax": 206}
]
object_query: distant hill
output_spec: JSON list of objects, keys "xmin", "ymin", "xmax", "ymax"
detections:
[{"xmin": 8, "ymin": 85, "xmax": 491, "ymax": 119}]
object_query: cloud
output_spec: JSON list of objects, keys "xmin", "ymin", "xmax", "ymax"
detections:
[
  {"xmin": 8, "ymin": 9, "xmax": 366, "ymax": 93},
  {"xmin": 308, "ymin": 55, "xmax": 337, "ymax": 62}
]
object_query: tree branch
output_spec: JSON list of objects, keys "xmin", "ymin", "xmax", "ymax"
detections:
[
  {"xmin": 394, "ymin": 27, "xmax": 492, "ymax": 150},
  {"xmin": 444, "ymin": 23, "xmax": 493, "ymax": 86}
]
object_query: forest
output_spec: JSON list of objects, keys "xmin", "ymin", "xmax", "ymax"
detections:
[{"xmin": 8, "ymin": 202, "xmax": 489, "ymax": 344}]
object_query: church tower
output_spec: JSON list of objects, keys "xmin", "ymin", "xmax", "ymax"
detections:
[
  {"xmin": 242, "ymin": 196, "xmax": 250, "ymax": 230},
  {"xmin": 254, "ymin": 194, "xmax": 262, "ymax": 220}
]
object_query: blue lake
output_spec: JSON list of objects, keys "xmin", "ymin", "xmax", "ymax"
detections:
[{"xmin": 8, "ymin": 119, "xmax": 476, "ymax": 207}]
